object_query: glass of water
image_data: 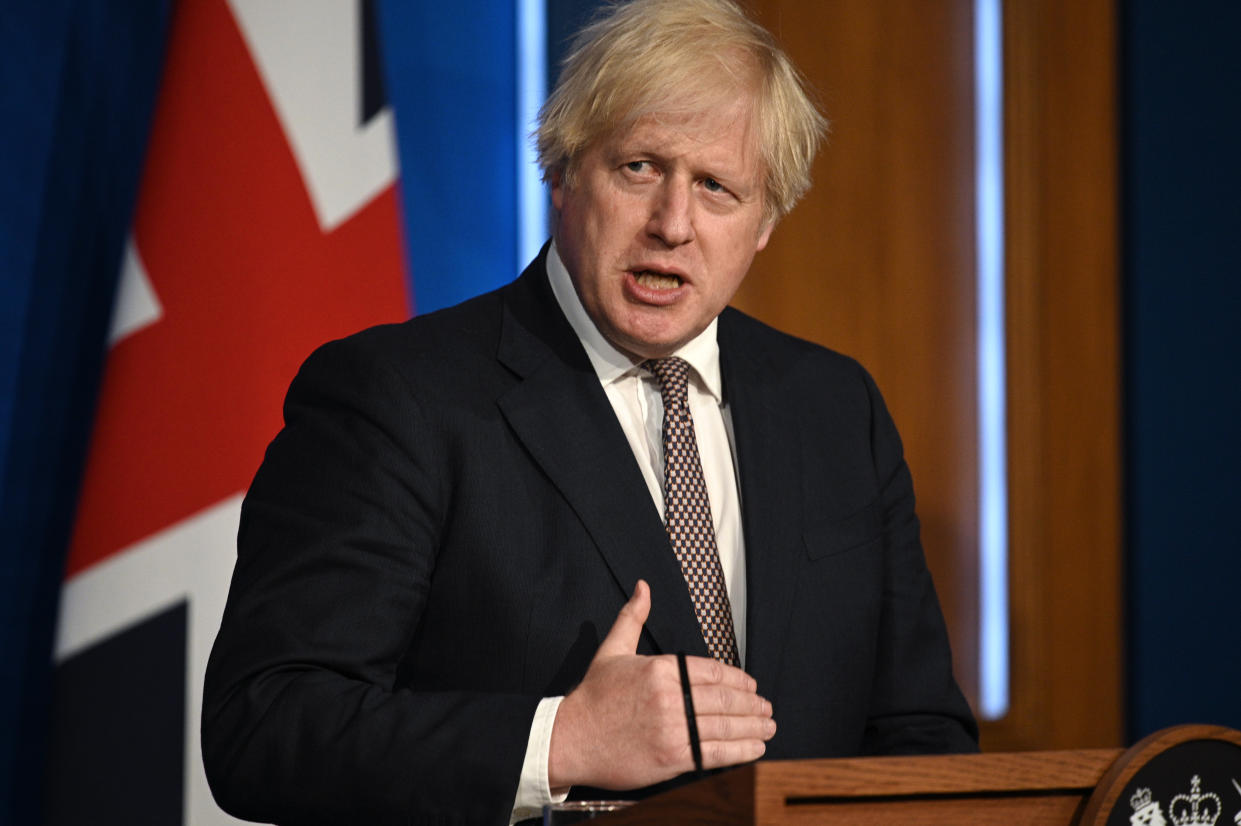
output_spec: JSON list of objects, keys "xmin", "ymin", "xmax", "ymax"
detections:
[{"xmin": 542, "ymin": 800, "xmax": 634, "ymax": 824}]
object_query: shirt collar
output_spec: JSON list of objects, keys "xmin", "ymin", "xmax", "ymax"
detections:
[{"xmin": 546, "ymin": 241, "xmax": 723, "ymax": 403}]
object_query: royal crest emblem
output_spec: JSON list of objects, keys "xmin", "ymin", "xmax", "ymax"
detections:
[
  {"xmin": 1131, "ymin": 786, "xmax": 1168, "ymax": 826},
  {"xmin": 1169, "ymin": 775, "xmax": 1221, "ymax": 826}
]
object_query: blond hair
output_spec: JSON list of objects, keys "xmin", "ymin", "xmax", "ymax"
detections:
[{"xmin": 536, "ymin": 0, "xmax": 827, "ymax": 222}]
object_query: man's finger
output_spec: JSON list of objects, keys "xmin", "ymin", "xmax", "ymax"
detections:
[
  {"xmin": 594, "ymin": 579, "xmax": 651, "ymax": 659},
  {"xmin": 697, "ymin": 738, "xmax": 768, "ymax": 770},
  {"xmin": 682, "ymin": 654, "xmax": 759, "ymax": 692},
  {"xmin": 689, "ymin": 683, "xmax": 772, "ymax": 718},
  {"xmin": 693, "ymin": 712, "xmax": 777, "ymax": 743}
]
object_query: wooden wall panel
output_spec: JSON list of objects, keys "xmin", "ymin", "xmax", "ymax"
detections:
[
  {"xmin": 734, "ymin": 0, "xmax": 1122, "ymax": 751},
  {"xmin": 992, "ymin": 0, "xmax": 1122, "ymax": 751},
  {"xmin": 737, "ymin": 0, "xmax": 982, "ymax": 704}
]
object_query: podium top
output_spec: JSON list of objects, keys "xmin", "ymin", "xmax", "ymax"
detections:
[
  {"xmin": 595, "ymin": 748, "xmax": 1122, "ymax": 825},
  {"xmin": 592, "ymin": 725, "xmax": 1241, "ymax": 825}
]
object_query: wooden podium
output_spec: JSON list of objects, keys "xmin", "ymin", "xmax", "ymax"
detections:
[{"xmin": 591, "ymin": 725, "xmax": 1241, "ymax": 825}]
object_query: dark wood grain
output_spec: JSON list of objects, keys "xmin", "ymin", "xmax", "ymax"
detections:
[{"xmin": 594, "ymin": 749, "xmax": 1123, "ymax": 824}]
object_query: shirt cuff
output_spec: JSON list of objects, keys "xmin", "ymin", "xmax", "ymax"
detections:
[{"xmin": 509, "ymin": 695, "xmax": 569, "ymax": 824}]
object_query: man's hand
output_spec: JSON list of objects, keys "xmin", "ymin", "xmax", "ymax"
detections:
[{"xmin": 547, "ymin": 580, "xmax": 776, "ymax": 791}]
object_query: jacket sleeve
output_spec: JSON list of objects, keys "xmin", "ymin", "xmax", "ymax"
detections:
[
  {"xmin": 857, "ymin": 366, "xmax": 980, "ymax": 756},
  {"xmin": 201, "ymin": 333, "xmax": 538, "ymax": 826}
]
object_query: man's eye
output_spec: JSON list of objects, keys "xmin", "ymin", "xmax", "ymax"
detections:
[
  {"xmin": 703, "ymin": 177, "xmax": 724, "ymax": 193},
  {"xmin": 625, "ymin": 161, "xmax": 648, "ymax": 173}
]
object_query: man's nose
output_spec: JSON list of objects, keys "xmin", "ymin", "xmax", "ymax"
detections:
[{"xmin": 646, "ymin": 180, "xmax": 694, "ymax": 246}]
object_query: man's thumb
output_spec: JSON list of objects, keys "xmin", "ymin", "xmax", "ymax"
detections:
[{"xmin": 595, "ymin": 579, "xmax": 650, "ymax": 658}]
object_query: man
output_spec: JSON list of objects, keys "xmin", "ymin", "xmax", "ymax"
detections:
[{"xmin": 202, "ymin": 1, "xmax": 978, "ymax": 823}]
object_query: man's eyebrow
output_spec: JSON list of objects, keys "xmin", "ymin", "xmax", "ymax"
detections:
[{"xmin": 613, "ymin": 141, "xmax": 668, "ymax": 159}]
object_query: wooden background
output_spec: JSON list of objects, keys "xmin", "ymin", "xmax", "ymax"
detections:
[{"xmin": 733, "ymin": 0, "xmax": 1121, "ymax": 751}]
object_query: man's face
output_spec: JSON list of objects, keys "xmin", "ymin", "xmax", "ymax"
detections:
[{"xmin": 552, "ymin": 97, "xmax": 774, "ymax": 360}]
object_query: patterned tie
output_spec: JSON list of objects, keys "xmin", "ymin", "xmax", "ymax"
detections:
[{"xmin": 644, "ymin": 356, "xmax": 740, "ymax": 667}]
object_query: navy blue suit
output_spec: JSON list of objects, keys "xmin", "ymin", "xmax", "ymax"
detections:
[{"xmin": 202, "ymin": 251, "xmax": 977, "ymax": 825}]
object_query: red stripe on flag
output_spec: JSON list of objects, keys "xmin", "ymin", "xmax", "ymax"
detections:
[{"xmin": 66, "ymin": 0, "xmax": 409, "ymax": 577}]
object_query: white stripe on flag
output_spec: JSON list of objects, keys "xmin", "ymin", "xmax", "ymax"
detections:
[
  {"xmin": 56, "ymin": 493, "xmax": 254, "ymax": 826},
  {"xmin": 108, "ymin": 237, "xmax": 163, "ymax": 345},
  {"xmin": 227, "ymin": 0, "xmax": 399, "ymax": 232}
]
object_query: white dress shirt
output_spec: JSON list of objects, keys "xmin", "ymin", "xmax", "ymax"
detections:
[{"xmin": 509, "ymin": 243, "xmax": 747, "ymax": 821}]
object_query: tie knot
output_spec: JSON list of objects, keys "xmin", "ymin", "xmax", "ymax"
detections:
[{"xmin": 644, "ymin": 357, "xmax": 691, "ymax": 405}]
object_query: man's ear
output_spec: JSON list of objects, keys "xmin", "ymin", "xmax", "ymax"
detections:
[
  {"xmin": 755, "ymin": 217, "xmax": 776, "ymax": 252},
  {"xmin": 550, "ymin": 168, "xmax": 565, "ymax": 211}
]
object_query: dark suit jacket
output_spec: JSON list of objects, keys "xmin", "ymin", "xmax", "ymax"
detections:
[{"xmin": 202, "ymin": 252, "xmax": 977, "ymax": 825}]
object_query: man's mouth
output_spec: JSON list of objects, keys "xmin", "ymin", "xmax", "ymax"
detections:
[{"xmin": 632, "ymin": 270, "xmax": 682, "ymax": 290}]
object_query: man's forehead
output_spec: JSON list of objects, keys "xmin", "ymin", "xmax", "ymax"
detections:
[{"xmin": 608, "ymin": 101, "xmax": 761, "ymax": 165}]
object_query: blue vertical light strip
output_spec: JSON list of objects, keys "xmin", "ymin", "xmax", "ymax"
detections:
[
  {"xmin": 975, "ymin": 0, "xmax": 1009, "ymax": 720},
  {"xmin": 517, "ymin": 0, "xmax": 548, "ymax": 269},
  {"xmin": 380, "ymin": 1, "xmax": 518, "ymax": 312}
]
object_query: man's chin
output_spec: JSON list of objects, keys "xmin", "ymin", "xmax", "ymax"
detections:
[
  {"xmin": 611, "ymin": 332, "xmax": 693, "ymax": 362},
  {"xmin": 598, "ymin": 309, "xmax": 707, "ymax": 361}
]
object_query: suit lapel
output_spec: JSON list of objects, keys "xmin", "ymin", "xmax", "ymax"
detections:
[
  {"xmin": 719, "ymin": 310, "xmax": 804, "ymax": 695},
  {"xmin": 494, "ymin": 261, "xmax": 709, "ymax": 659}
]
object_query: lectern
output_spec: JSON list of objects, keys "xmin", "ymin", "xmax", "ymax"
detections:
[{"xmin": 591, "ymin": 725, "xmax": 1241, "ymax": 825}]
